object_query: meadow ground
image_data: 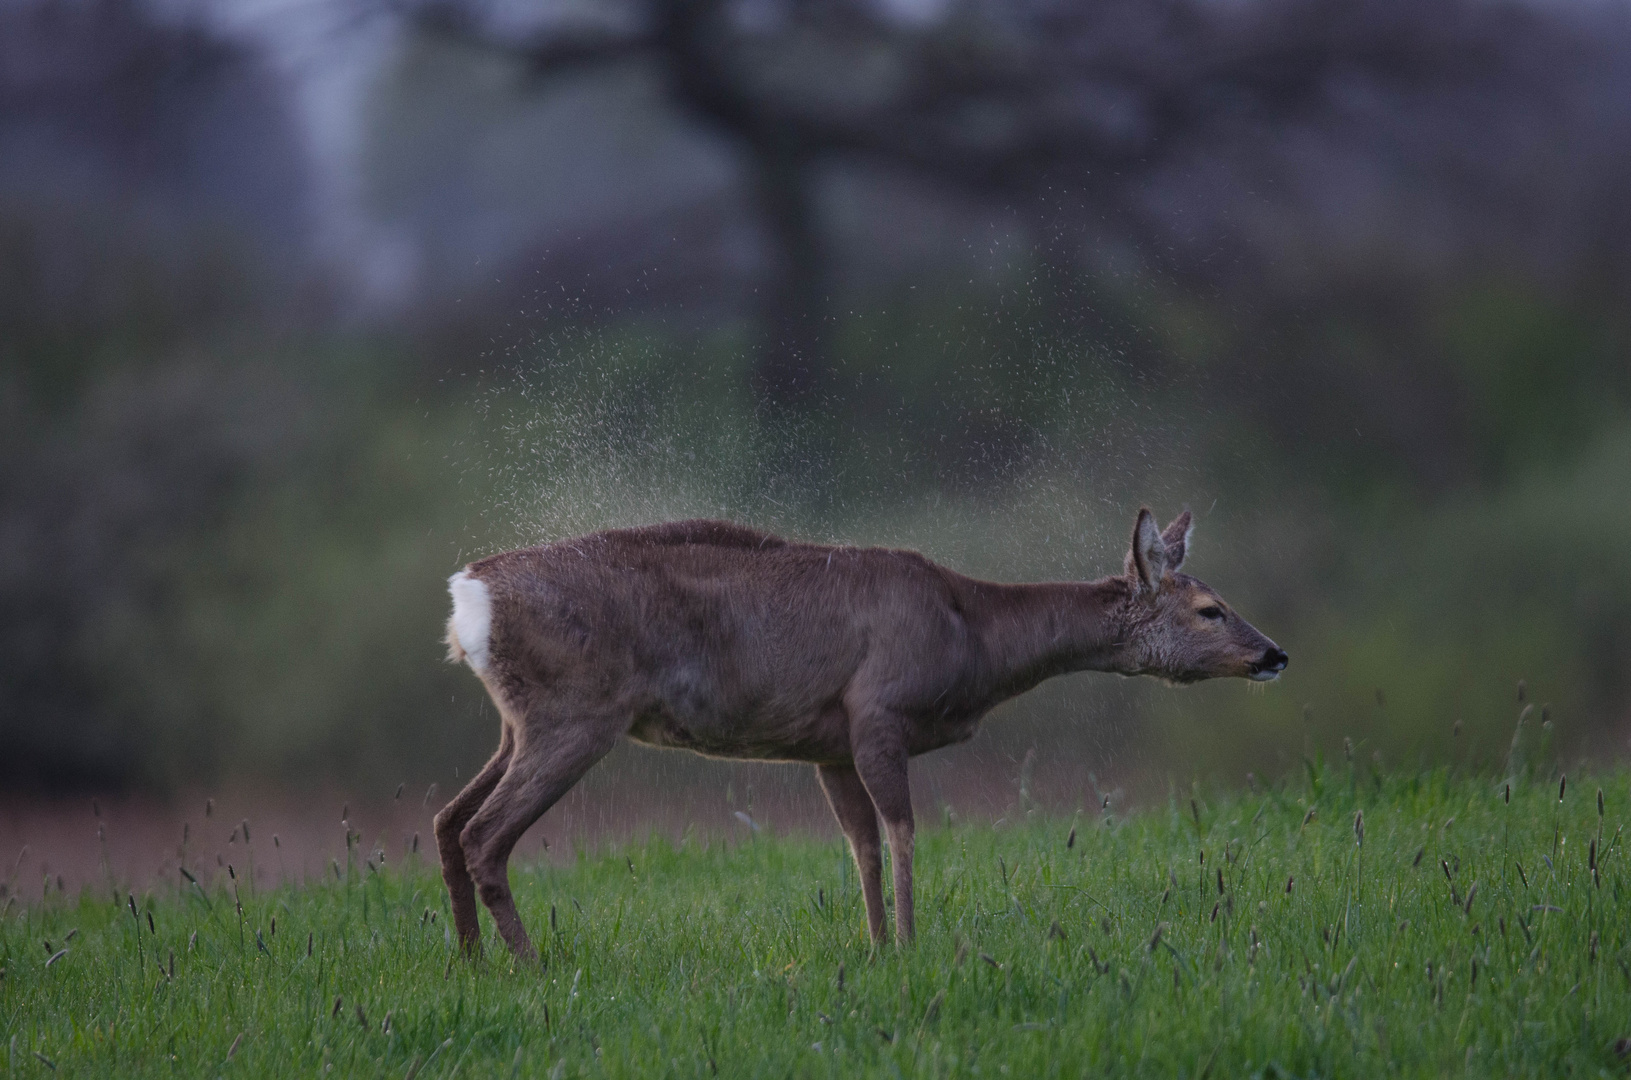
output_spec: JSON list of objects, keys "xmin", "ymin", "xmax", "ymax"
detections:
[{"xmin": 3, "ymin": 765, "xmax": 1629, "ymax": 1078}]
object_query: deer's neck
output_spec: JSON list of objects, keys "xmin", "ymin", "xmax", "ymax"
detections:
[{"xmin": 962, "ymin": 578, "xmax": 1129, "ymax": 703}]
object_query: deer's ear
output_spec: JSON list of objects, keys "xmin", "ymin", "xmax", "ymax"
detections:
[
  {"xmin": 1126, "ymin": 508, "xmax": 1168, "ymax": 594},
  {"xmin": 1160, "ymin": 510, "xmax": 1192, "ymax": 572}
]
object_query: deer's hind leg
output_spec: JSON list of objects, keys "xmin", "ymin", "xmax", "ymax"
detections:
[
  {"xmin": 434, "ymin": 724, "xmax": 514, "ymax": 952},
  {"xmin": 461, "ymin": 709, "xmax": 622, "ymax": 959}
]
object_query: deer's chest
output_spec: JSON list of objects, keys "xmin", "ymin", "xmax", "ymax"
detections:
[{"xmin": 900, "ymin": 702, "xmax": 986, "ymax": 757}]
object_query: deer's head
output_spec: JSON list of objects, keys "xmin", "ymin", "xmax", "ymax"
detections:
[{"xmin": 1110, "ymin": 508, "xmax": 1287, "ymax": 685}]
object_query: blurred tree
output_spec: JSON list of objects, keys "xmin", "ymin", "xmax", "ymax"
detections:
[
  {"xmin": 410, "ymin": 0, "xmax": 1599, "ymax": 411},
  {"xmin": 0, "ymin": 0, "xmax": 317, "ymax": 396},
  {"xmin": 0, "ymin": 0, "xmax": 319, "ymax": 789}
]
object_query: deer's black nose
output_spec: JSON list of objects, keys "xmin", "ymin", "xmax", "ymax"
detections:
[{"xmin": 1260, "ymin": 648, "xmax": 1289, "ymax": 673}]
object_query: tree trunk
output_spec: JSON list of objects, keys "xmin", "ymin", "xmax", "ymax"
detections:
[{"xmin": 746, "ymin": 138, "xmax": 829, "ymax": 409}]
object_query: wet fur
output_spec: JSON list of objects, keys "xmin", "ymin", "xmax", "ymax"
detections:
[{"xmin": 435, "ymin": 513, "xmax": 1284, "ymax": 956}]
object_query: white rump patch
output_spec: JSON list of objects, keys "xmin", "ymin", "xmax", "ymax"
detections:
[{"xmin": 447, "ymin": 570, "xmax": 493, "ymax": 673}]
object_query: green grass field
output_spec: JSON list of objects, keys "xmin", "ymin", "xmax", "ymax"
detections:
[{"xmin": 3, "ymin": 765, "xmax": 1629, "ymax": 1078}]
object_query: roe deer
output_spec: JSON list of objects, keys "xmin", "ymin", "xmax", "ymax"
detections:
[{"xmin": 437, "ymin": 508, "xmax": 1286, "ymax": 957}]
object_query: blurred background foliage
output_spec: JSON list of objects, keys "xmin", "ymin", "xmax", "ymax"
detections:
[{"xmin": 2, "ymin": 0, "xmax": 1628, "ymax": 802}]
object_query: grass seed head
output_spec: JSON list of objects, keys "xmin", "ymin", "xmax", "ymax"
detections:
[
  {"xmin": 1559, "ymin": 775, "xmax": 1567, "ymax": 802},
  {"xmin": 1354, "ymin": 811, "xmax": 1365, "ymax": 847}
]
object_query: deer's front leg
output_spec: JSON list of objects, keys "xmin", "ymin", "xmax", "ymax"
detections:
[
  {"xmin": 851, "ymin": 731, "xmax": 915, "ymax": 944},
  {"xmin": 817, "ymin": 763, "xmax": 886, "ymax": 944}
]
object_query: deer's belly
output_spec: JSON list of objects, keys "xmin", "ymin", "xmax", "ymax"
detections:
[{"xmin": 627, "ymin": 700, "xmax": 851, "ymax": 763}]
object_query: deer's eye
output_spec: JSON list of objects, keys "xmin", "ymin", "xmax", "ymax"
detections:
[{"xmin": 1197, "ymin": 605, "xmax": 1225, "ymax": 621}]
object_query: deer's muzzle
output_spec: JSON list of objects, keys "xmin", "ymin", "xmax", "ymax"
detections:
[{"xmin": 1248, "ymin": 648, "xmax": 1289, "ymax": 681}]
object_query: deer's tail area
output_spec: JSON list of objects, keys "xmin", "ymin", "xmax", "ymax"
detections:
[{"xmin": 446, "ymin": 569, "xmax": 493, "ymax": 673}]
